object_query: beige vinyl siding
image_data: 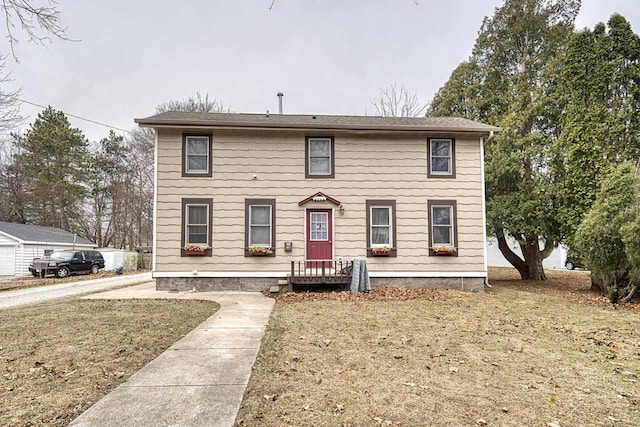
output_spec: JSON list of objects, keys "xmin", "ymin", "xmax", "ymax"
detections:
[{"xmin": 155, "ymin": 129, "xmax": 485, "ymax": 274}]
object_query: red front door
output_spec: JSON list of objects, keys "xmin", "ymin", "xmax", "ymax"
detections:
[{"xmin": 306, "ymin": 209, "xmax": 332, "ymax": 266}]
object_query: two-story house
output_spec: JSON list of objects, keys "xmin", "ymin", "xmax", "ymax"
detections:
[{"xmin": 135, "ymin": 112, "xmax": 500, "ymax": 292}]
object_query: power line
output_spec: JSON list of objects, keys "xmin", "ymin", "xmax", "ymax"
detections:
[{"xmin": 15, "ymin": 97, "xmax": 133, "ymax": 134}]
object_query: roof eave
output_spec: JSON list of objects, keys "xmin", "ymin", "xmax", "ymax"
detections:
[{"xmin": 134, "ymin": 119, "xmax": 501, "ymax": 135}]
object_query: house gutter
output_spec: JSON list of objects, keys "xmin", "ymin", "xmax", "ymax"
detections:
[
  {"xmin": 136, "ymin": 123, "xmax": 501, "ymax": 137},
  {"xmin": 134, "ymin": 119, "xmax": 501, "ymax": 135}
]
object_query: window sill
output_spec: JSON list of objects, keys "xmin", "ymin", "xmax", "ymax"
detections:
[
  {"xmin": 371, "ymin": 251, "xmax": 391, "ymax": 257},
  {"xmin": 184, "ymin": 250, "xmax": 207, "ymax": 256},
  {"xmin": 429, "ymin": 247, "xmax": 458, "ymax": 256},
  {"xmin": 245, "ymin": 247, "xmax": 276, "ymax": 257},
  {"xmin": 366, "ymin": 248, "xmax": 396, "ymax": 257}
]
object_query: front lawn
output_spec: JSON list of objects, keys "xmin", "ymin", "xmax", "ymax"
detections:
[
  {"xmin": 236, "ymin": 268, "xmax": 639, "ymax": 426},
  {"xmin": 0, "ymin": 299, "xmax": 219, "ymax": 426}
]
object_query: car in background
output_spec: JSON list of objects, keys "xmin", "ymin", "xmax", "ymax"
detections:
[
  {"xmin": 564, "ymin": 249, "xmax": 585, "ymax": 270},
  {"xmin": 29, "ymin": 250, "xmax": 105, "ymax": 278}
]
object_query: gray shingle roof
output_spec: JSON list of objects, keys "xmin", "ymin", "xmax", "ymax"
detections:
[
  {"xmin": 0, "ymin": 221, "xmax": 94, "ymax": 245},
  {"xmin": 135, "ymin": 112, "xmax": 501, "ymax": 134}
]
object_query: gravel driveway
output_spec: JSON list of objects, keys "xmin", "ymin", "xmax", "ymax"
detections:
[{"xmin": 0, "ymin": 273, "xmax": 153, "ymax": 310}]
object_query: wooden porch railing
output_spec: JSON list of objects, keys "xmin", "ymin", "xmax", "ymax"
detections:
[{"xmin": 289, "ymin": 260, "xmax": 353, "ymax": 289}]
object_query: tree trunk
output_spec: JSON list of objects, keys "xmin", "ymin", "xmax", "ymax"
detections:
[
  {"xmin": 590, "ymin": 275, "xmax": 604, "ymax": 293},
  {"xmin": 496, "ymin": 229, "xmax": 547, "ymax": 280},
  {"xmin": 520, "ymin": 235, "xmax": 547, "ymax": 280}
]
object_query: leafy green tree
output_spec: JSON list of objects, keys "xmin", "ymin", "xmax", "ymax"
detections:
[
  {"xmin": 575, "ymin": 163, "xmax": 639, "ymax": 302},
  {"xmin": 10, "ymin": 106, "xmax": 89, "ymax": 230},
  {"xmin": 429, "ymin": 0, "xmax": 580, "ymax": 280},
  {"xmin": 556, "ymin": 15, "xmax": 640, "ymax": 245}
]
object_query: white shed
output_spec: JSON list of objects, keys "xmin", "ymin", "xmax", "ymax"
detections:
[
  {"xmin": 486, "ymin": 236, "xmax": 568, "ymax": 270},
  {"xmin": 0, "ymin": 221, "xmax": 95, "ymax": 276}
]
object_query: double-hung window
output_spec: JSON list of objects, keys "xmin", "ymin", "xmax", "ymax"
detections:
[
  {"xmin": 181, "ymin": 198, "xmax": 213, "ymax": 256},
  {"xmin": 428, "ymin": 200, "xmax": 458, "ymax": 256},
  {"xmin": 245, "ymin": 199, "xmax": 276, "ymax": 256},
  {"xmin": 428, "ymin": 138, "xmax": 456, "ymax": 178},
  {"xmin": 182, "ymin": 133, "xmax": 212, "ymax": 177},
  {"xmin": 366, "ymin": 200, "xmax": 396, "ymax": 257},
  {"xmin": 306, "ymin": 136, "xmax": 334, "ymax": 178}
]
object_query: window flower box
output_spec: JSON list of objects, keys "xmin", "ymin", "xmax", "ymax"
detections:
[
  {"xmin": 371, "ymin": 246, "xmax": 391, "ymax": 256},
  {"xmin": 431, "ymin": 245, "xmax": 456, "ymax": 255},
  {"xmin": 183, "ymin": 244, "xmax": 209, "ymax": 255},
  {"xmin": 248, "ymin": 246, "xmax": 273, "ymax": 256}
]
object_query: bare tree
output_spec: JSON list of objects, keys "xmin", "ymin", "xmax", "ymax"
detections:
[
  {"xmin": 371, "ymin": 84, "xmax": 427, "ymax": 117},
  {"xmin": 155, "ymin": 91, "xmax": 231, "ymax": 114},
  {"xmin": 1, "ymin": 0, "xmax": 70, "ymax": 61}
]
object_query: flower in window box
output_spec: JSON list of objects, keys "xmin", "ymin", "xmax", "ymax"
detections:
[
  {"xmin": 249, "ymin": 246, "xmax": 273, "ymax": 256},
  {"xmin": 371, "ymin": 246, "xmax": 391, "ymax": 256},
  {"xmin": 183, "ymin": 244, "xmax": 209, "ymax": 255},
  {"xmin": 432, "ymin": 245, "xmax": 456, "ymax": 255}
]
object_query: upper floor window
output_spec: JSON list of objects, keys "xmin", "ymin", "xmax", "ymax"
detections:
[
  {"xmin": 428, "ymin": 138, "xmax": 456, "ymax": 178},
  {"xmin": 306, "ymin": 136, "xmax": 334, "ymax": 178},
  {"xmin": 182, "ymin": 133, "xmax": 213, "ymax": 177},
  {"xmin": 366, "ymin": 200, "xmax": 397, "ymax": 257}
]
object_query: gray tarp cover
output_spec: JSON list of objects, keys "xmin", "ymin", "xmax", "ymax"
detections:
[{"xmin": 350, "ymin": 257, "xmax": 371, "ymax": 292}]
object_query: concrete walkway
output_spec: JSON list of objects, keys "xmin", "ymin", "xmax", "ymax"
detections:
[
  {"xmin": 0, "ymin": 272, "xmax": 153, "ymax": 310},
  {"xmin": 69, "ymin": 282, "xmax": 275, "ymax": 427}
]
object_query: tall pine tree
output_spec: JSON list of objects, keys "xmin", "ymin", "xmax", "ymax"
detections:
[{"xmin": 11, "ymin": 106, "xmax": 89, "ymax": 230}]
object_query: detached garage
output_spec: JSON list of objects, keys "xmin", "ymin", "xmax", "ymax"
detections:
[{"xmin": 0, "ymin": 221, "xmax": 95, "ymax": 277}]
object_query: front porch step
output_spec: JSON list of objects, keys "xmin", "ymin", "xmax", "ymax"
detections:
[{"xmin": 269, "ymin": 279, "xmax": 289, "ymax": 294}]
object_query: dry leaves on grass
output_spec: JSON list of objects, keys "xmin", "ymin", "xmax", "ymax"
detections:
[
  {"xmin": 273, "ymin": 287, "xmax": 461, "ymax": 303},
  {"xmin": 238, "ymin": 270, "xmax": 640, "ymax": 426},
  {"xmin": 0, "ymin": 298, "xmax": 218, "ymax": 427}
]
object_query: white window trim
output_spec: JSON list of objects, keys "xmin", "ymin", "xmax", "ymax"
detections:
[
  {"xmin": 249, "ymin": 204, "xmax": 273, "ymax": 247},
  {"xmin": 430, "ymin": 204, "xmax": 454, "ymax": 246},
  {"xmin": 185, "ymin": 203, "xmax": 210, "ymax": 245},
  {"xmin": 185, "ymin": 135, "xmax": 210, "ymax": 174},
  {"xmin": 309, "ymin": 211, "xmax": 329, "ymax": 241},
  {"xmin": 430, "ymin": 138, "xmax": 452, "ymax": 175},
  {"xmin": 370, "ymin": 205, "xmax": 392, "ymax": 247},
  {"xmin": 307, "ymin": 137, "xmax": 333, "ymax": 176}
]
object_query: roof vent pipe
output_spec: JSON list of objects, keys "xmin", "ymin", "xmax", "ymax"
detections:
[{"xmin": 277, "ymin": 92, "xmax": 283, "ymax": 114}]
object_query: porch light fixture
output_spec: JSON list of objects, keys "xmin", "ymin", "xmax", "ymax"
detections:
[{"xmin": 339, "ymin": 204, "xmax": 345, "ymax": 215}]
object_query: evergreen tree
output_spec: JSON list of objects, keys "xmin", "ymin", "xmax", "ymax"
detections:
[
  {"xmin": 11, "ymin": 106, "xmax": 89, "ymax": 230},
  {"xmin": 429, "ymin": 0, "xmax": 580, "ymax": 280},
  {"xmin": 556, "ymin": 14, "xmax": 640, "ymax": 245}
]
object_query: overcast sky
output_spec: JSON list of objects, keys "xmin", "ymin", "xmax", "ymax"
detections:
[{"xmin": 3, "ymin": 0, "xmax": 639, "ymax": 143}]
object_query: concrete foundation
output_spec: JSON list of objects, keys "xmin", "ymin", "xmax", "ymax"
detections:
[
  {"xmin": 156, "ymin": 275, "xmax": 485, "ymax": 292},
  {"xmin": 156, "ymin": 277, "xmax": 279, "ymax": 292},
  {"xmin": 370, "ymin": 276, "xmax": 485, "ymax": 292}
]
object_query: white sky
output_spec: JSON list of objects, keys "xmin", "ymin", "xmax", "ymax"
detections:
[{"xmin": 3, "ymin": 0, "xmax": 639, "ymax": 143}]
